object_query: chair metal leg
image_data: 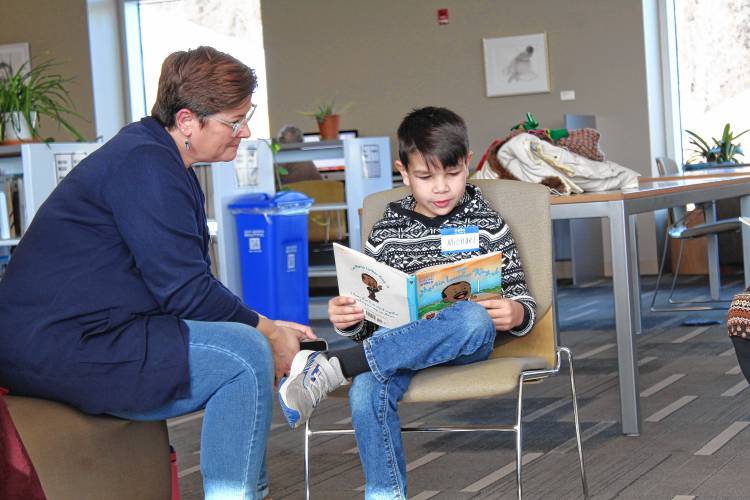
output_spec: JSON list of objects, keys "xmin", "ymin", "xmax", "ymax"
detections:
[
  {"xmin": 304, "ymin": 421, "xmax": 311, "ymax": 500},
  {"xmin": 560, "ymin": 347, "xmax": 589, "ymax": 499},
  {"xmin": 649, "ymin": 229, "xmax": 672, "ymax": 312},
  {"xmin": 515, "ymin": 373, "xmax": 525, "ymax": 500},
  {"xmin": 651, "ymin": 235, "xmax": 730, "ymax": 311},
  {"xmin": 666, "ymin": 240, "xmax": 686, "ymax": 303}
]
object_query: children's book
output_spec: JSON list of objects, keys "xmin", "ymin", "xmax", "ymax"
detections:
[{"xmin": 333, "ymin": 242, "xmax": 503, "ymax": 329}]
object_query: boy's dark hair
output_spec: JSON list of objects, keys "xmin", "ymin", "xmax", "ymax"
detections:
[
  {"xmin": 397, "ymin": 107, "xmax": 469, "ymax": 169},
  {"xmin": 151, "ymin": 46, "xmax": 257, "ymax": 128}
]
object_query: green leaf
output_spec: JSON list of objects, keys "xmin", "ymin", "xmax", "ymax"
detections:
[
  {"xmin": 299, "ymin": 97, "xmax": 350, "ymax": 124},
  {"xmin": 0, "ymin": 57, "xmax": 88, "ymax": 141}
]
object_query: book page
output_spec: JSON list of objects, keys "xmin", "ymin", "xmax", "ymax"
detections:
[
  {"xmin": 414, "ymin": 252, "xmax": 503, "ymax": 319},
  {"xmin": 333, "ymin": 243, "xmax": 411, "ymax": 328}
]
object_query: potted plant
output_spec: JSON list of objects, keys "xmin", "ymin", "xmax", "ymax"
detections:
[
  {"xmin": 301, "ymin": 98, "xmax": 350, "ymax": 140},
  {"xmin": 684, "ymin": 123, "xmax": 749, "ymax": 169},
  {"xmin": 0, "ymin": 59, "xmax": 86, "ymax": 144}
]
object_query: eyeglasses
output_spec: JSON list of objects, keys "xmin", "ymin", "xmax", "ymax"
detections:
[{"xmin": 209, "ymin": 104, "xmax": 257, "ymax": 137}]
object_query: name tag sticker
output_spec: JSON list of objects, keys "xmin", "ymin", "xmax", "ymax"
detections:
[{"xmin": 440, "ymin": 226, "xmax": 479, "ymax": 254}]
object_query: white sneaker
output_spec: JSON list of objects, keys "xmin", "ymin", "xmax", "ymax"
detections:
[{"xmin": 278, "ymin": 350, "xmax": 346, "ymax": 429}]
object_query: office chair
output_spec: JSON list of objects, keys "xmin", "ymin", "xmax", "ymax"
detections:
[
  {"xmin": 302, "ymin": 179, "xmax": 588, "ymax": 500},
  {"xmin": 649, "ymin": 157, "xmax": 742, "ymax": 311}
]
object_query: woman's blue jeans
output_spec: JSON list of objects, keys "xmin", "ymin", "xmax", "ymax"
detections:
[
  {"xmin": 349, "ymin": 301, "xmax": 496, "ymax": 499},
  {"xmin": 111, "ymin": 320, "xmax": 274, "ymax": 500}
]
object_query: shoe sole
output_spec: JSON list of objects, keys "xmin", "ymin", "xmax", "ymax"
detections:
[{"xmin": 277, "ymin": 376, "xmax": 301, "ymax": 429}]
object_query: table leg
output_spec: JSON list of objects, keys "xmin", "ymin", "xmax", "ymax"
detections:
[
  {"xmin": 703, "ymin": 201, "xmax": 721, "ymax": 300},
  {"xmin": 608, "ymin": 201, "xmax": 641, "ymax": 436},
  {"xmin": 742, "ymin": 195, "xmax": 750, "ymax": 288},
  {"xmin": 628, "ymin": 215, "xmax": 642, "ymax": 335}
]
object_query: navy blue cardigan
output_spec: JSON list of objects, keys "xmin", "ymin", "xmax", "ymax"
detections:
[{"xmin": 0, "ymin": 117, "xmax": 260, "ymax": 414}]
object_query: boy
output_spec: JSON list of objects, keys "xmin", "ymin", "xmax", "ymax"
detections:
[{"xmin": 279, "ymin": 107, "xmax": 536, "ymax": 499}]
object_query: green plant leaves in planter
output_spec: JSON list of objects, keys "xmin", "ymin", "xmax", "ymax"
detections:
[
  {"xmin": 300, "ymin": 97, "xmax": 351, "ymax": 124},
  {"xmin": 685, "ymin": 123, "xmax": 749, "ymax": 164},
  {"xmin": 0, "ymin": 59, "xmax": 87, "ymax": 142}
]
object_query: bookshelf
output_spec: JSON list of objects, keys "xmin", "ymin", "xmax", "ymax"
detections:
[{"xmin": 0, "ymin": 142, "xmax": 102, "ymax": 249}]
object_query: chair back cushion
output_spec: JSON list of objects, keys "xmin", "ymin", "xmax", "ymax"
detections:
[
  {"xmin": 656, "ymin": 157, "xmax": 688, "ymax": 222},
  {"xmin": 362, "ymin": 179, "xmax": 555, "ymax": 363},
  {"xmin": 655, "ymin": 157, "xmax": 681, "ymax": 176}
]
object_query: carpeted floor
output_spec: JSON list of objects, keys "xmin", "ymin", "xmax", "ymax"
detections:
[{"xmin": 170, "ymin": 273, "xmax": 750, "ymax": 499}]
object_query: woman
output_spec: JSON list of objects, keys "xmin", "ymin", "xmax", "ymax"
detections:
[{"xmin": 0, "ymin": 46, "xmax": 311, "ymax": 499}]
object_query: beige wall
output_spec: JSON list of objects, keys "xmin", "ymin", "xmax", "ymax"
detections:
[
  {"xmin": 262, "ymin": 0, "xmax": 652, "ymax": 177},
  {"xmin": 0, "ymin": 0, "xmax": 96, "ymax": 142},
  {"xmin": 262, "ymin": 0, "xmax": 660, "ymax": 273}
]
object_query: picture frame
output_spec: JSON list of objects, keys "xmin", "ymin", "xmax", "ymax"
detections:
[
  {"xmin": 0, "ymin": 42, "xmax": 31, "ymax": 74},
  {"xmin": 483, "ymin": 33, "xmax": 550, "ymax": 98}
]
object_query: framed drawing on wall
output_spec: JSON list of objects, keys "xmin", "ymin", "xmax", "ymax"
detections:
[
  {"xmin": 0, "ymin": 42, "xmax": 30, "ymax": 74},
  {"xmin": 483, "ymin": 33, "xmax": 550, "ymax": 97}
]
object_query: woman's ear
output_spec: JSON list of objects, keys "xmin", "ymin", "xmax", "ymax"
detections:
[
  {"xmin": 174, "ymin": 108, "xmax": 195, "ymax": 137},
  {"xmin": 395, "ymin": 160, "xmax": 410, "ymax": 187}
]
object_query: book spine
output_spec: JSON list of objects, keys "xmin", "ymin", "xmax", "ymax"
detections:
[{"xmin": 407, "ymin": 275, "xmax": 419, "ymax": 321}]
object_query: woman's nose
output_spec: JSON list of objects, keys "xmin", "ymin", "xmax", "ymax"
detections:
[{"xmin": 238, "ymin": 122, "xmax": 252, "ymax": 139}]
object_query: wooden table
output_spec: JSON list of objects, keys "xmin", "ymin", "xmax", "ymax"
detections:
[
  {"xmin": 640, "ymin": 166, "xmax": 750, "ymax": 182},
  {"xmin": 550, "ymin": 175, "xmax": 750, "ymax": 435}
]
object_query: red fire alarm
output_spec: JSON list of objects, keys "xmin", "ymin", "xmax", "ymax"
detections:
[{"xmin": 437, "ymin": 8, "xmax": 449, "ymax": 25}]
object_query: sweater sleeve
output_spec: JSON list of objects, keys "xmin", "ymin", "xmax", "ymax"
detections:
[
  {"xmin": 103, "ymin": 145, "xmax": 259, "ymax": 327},
  {"xmin": 489, "ymin": 219, "xmax": 536, "ymax": 336}
]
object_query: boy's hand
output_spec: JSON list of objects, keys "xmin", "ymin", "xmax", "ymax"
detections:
[
  {"xmin": 328, "ymin": 296, "xmax": 365, "ymax": 330},
  {"xmin": 475, "ymin": 298, "xmax": 525, "ymax": 332}
]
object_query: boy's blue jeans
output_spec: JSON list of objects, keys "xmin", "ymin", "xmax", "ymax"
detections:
[
  {"xmin": 111, "ymin": 320, "xmax": 274, "ymax": 500},
  {"xmin": 350, "ymin": 301, "xmax": 496, "ymax": 499}
]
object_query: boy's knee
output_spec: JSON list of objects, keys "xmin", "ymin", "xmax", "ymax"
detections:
[{"xmin": 451, "ymin": 301, "xmax": 494, "ymax": 334}]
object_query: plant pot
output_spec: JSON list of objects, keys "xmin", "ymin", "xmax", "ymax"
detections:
[
  {"xmin": 1, "ymin": 112, "xmax": 37, "ymax": 144},
  {"xmin": 318, "ymin": 114, "xmax": 340, "ymax": 140},
  {"xmin": 683, "ymin": 161, "xmax": 746, "ymax": 172}
]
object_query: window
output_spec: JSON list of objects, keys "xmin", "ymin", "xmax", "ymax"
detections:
[
  {"xmin": 672, "ymin": 0, "xmax": 750, "ymax": 165},
  {"xmin": 122, "ymin": 0, "xmax": 270, "ymax": 139}
]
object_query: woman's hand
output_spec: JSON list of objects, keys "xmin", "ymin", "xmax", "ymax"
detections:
[
  {"xmin": 266, "ymin": 323, "xmax": 302, "ymax": 385},
  {"xmin": 257, "ymin": 317, "xmax": 315, "ymax": 386},
  {"xmin": 274, "ymin": 320, "xmax": 317, "ymax": 340},
  {"xmin": 475, "ymin": 298, "xmax": 525, "ymax": 332},
  {"xmin": 328, "ymin": 296, "xmax": 365, "ymax": 330}
]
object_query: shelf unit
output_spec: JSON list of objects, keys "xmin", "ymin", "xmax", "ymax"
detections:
[
  {"xmin": 210, "ymin": 136, "xmax": 392, "ymax": 303},
  {"xmin": 0, "ymin": 142, "xmax": 102, "ymax": 250}
]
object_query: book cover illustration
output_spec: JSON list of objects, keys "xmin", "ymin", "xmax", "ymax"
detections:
[
  {"xmin": 333, "ymin": 243, "xmax": 503, "ymax": 329},
  {"xmin": 414, "ymin": 252, "xmax": 503, "ymax": 320},
  {"xmin": 333, "ymin": 243, "xmax": 412, "ymax": 328}
]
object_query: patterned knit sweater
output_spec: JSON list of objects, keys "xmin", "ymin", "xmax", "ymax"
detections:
[{"xmin": 337, "ymin": 183, "xmax": 536, "ymax": 342}]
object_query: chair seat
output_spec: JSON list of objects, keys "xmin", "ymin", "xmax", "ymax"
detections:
[
  {"xmin": 669, "ymin": 218, "xmax": 741, "ymax": 239},
  {"xmin": 402, "ymin": 355, "xmax": 550, "ymax": 403},
  {"xmin": 6, "ymin": 396, "xmax": 171, "ymax": 500},
  {"xmin": 332, "ymin": 356, "xmax": 549, "ymax": 404}
]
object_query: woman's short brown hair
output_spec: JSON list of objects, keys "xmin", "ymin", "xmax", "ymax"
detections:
[{"xmin": 151, "ymin": 46, "xmax": 257, "ymax": 128}]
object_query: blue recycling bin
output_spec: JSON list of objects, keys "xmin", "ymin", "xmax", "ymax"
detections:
[{"xmin": 229, "ymin": 191, "xmax": 314, "ymax": 324}]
